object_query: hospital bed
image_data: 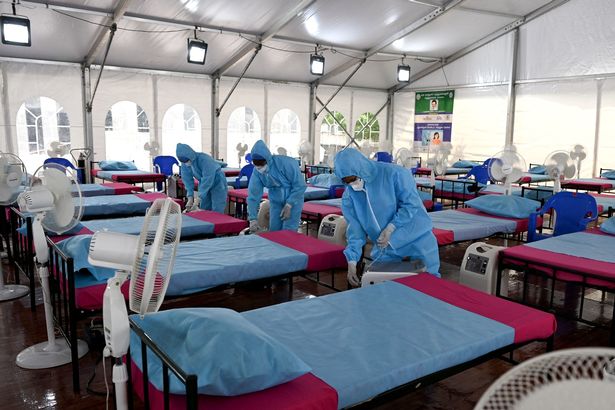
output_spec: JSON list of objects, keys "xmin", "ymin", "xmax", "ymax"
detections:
[
  {"xmin": 73, "ymin": 182, "xmax": 142, "ymax": 197},
  {"xmin": 91, "ymin": 166, "xmax": 167, "ymax": 191},
  {"xmin": 301, "ymin": 192, "xmax": 436, "ymax": 231},
  {"xmin": 414, "ymin": 166, "xmax": 475, "ymax": 177},
  {"xmin": 45, "ymin": 229, "xmax": 346, "ymax": 391},
  {"xmin": 304, "ymin": 164, "xmax": 333, "ymax": 180},
  {"xmin": 498, "ymin": 228, "xmax": 615, "ymax": 345},
  {"xmin": 127, "ymin": 274, "xmax": 556, "ymax": 410},
  {"xmin": 221, "ymin": 167, "xmax": 240, "ymax": 177},
  {"xmin": 228, "ymin": 186, "xmax": 340, "ymax": 220},
  {"xmin": 560, "ymin": 172, "xmax": 615, "ymax": 193},
  {"xmin": 414, "ymin": 176, "xmax": 480, "ymax": 208}
]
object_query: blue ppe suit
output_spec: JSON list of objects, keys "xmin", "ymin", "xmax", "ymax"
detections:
[
  {"xmin": 176, "ymin": 143, "xmax": 228, "ymax": 213},
  {"xmin": 334, "ymin": 148, "xmax": 440, "ymax": 276},
  {"xmin": 247, "ymin": 141, "xmax": 306, "ymax": 232}
]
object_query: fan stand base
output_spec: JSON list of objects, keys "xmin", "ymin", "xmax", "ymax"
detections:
[
  {"xmin": 0, "ymin": 285, "xmax": 29, "ymax": 302},
  {"xmin": 16, "ymin": 339, "xmax": 89, "ymax": 369}
]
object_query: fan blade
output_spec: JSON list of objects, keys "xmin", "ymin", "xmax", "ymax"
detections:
[
  {"xmin": 508, "ymin": 168, "xmax": 524, "ymax": 182},
  {"xmin": 48, "ymin": 193, "xmax": 76, "ymax": 230},
  {"xmin": 564, "ymin": 165, "xmax": 576, "ymax": 179},
  {"xmin": 489, "ymin": 163, "xmax": 505, "ymax": 181}
]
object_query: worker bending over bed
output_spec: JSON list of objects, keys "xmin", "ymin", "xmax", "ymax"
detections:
[
  {"xmin": 176, "ymin": 143, "xmax": 228, "ymax": 213},
  {"xmin": 247, "ymin": 140, "xmax": 306, "ymax": 232},
  {"xmin": 335, "ymin": 148, "xmax": 440, "ymax": 286}
]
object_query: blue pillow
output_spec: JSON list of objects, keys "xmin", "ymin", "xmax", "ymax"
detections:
[
  {"xmin": 99, "ymin": 160, "xmax": 137, "ymax": 171},
  {"xmin": 308, "ymin": 173, "xmax": 343, "ymax": 188},
  {"xmin": 55, "ymin": 235, "xmax": 115, "ymax": 281},
  {"xmin": 528, "ymin": 165, "xmax": 547, "ymax": 175},
  {"xmin": 600, "ymin": 216, "xmax": 615, "ymax": 235},
  {"xmin": 466, "ymin": 195, "xmax": 541, "ymax": 219},
  {"xmin": 452, "ymin": 160, "xmax": 479, "ymax": 168},
  {"xmin": 130, "ymin": 308, "xmax": 311, "ymax": 396},
  {"xmin": 601, "ymin": 170, "xmax": 615, "ymax": 180}
]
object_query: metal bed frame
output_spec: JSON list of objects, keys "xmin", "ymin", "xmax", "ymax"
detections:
[
  {"xmin": 127, "ymin": 313, "xmax": 553, "ymax": 410},
  {"xmin": 432, "ymin": 177, "xmax": 479, "ymax": 209},
  {"xmin": 43, "ymin": 235, "xmax": 343, "ymax": 392},
  {"xmin": 497, "ymin": 251, "xmax": 615, "ymax": 346},
  {"xmin": 303, "ymin": 164, "xmax": 333, "ymax": 181},
  {"xmin": 91, "ymin": 161, "xmax": 168, "ymax": 192}
]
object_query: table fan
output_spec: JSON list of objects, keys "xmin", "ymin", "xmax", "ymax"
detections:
[
  {"xmin": 544, "ymin": 150, "xmax": 576, "ymax": 193},
  {"xmin": 394, "ymin": 147, "xmax": 417, "ymax": 169},
  {"xmin": 427, "ymin": 145, "xmax": 451, "ymax": 185},
  {"xmin": 475, "ymin": 348, "xmax": 615, "ymax": 409},
  {"xmin": 0, "ymin": 152, "xmax": 30, "ymax": 301},
  {"xmin": 16, "ymin": 164, "xmax": 88, "ymax": 368},
  {"xmin": 570, "ymin": 144, "xmax": 586, "ymax": 179},
  {"xmin": 88, "ymin": 197, "xmax": 182, "ymax": 410},
  {"xmin": 488, "ymin": 146, "xmax": 526, "ymax": 196},
  {"xmin": 236, "ymin": 142, "xmax": 248, "ymax": 167}
]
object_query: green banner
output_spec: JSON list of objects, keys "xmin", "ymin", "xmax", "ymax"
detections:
[{"xmin": 415, "ymin": 91, "xmax": 455, "ymax": 114}]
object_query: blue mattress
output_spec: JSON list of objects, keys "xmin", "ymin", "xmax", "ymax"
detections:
[
  {"xmin": 79, "ymin": 213, "xmax": 215, "ymax": 238},
  {"xmin": 430, "ymin": 210, "xmax": 519, "ymax": 241},
  {"xmin": 261, "ymin": 186, "xmax": 330, "ymax": 201},
  {"xmin": 310, "ymin": 190, "xmax": 431, "ymax": 208},
  {"xmin": 80, "ymin": 194, "xmax": 152, "ymax": 217},
  {"xmin": 58, "ymin": 235, "xmax": 309, "ymax": 295},
  {"xmin": 242, "ymin": 281, "xmax": 514, "ymax": 408},
  {"xmin": 73, "ymin": 184, "xmax": 114, "ymax": 197},
  {"xmin": 526, "ymin": 231, "xmax": 615, "ymax": 263},
  {"xmin": 595, "ymin": 195, "xmax": 615, "ymax": 212},
  {"xmin": 480, "ymin": 185, "xmax": 554, "ymax": 201}
]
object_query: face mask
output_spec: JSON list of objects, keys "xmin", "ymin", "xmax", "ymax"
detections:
[
  {"xmin": 349, "ymin": 178, "xmax": 364, "ymax": 191},
  {"xmin": 256, "ymin": 164, "xmax": 268, "ymax": 174}
]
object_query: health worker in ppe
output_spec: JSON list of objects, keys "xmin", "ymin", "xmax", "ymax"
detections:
[
  {"xmin": 334, "ymin": 148, "xmax": 440, "ymax": 286},
  {"xmin": 247, "ymin": 140, "xmax": 306, "ymax": 232},
  {"xmin": 176, "ymin": 143, "xmax": 228, "ymax": 213}
]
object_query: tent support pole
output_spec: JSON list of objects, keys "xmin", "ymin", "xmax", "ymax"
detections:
[
  {"xmin": 504, "ymin": 28, "xmax": 519, "ymax": 146},
  {"xmin": 386, "ymin": 91, "xmax": 395, "ymax": 149},
  {"xmin": 216, "ymin": 45, "xmax": 261, "ymax": 117},
  {"xmin": 211, "ymin": 76, "xmax": 219, "ymax": 159},
  {"xmin": 1, "ymin": 65, "xmax": 14, "ymax": 153},
  {"xmin": 308, "ymin": 84, "xmax": 317, "ymax": 164},
  {"xmin": 592, "ymin": 80, "xmax": 603, "ymax": 178},
  {"xmin": 80, "ymin": 64, "xmax": 94, "ymax": 183},
  {"xmin": 315, "ymin": 96, "xmax": 357, "ymax": 148},
  {"xmin": 314, "ymin": 60, "xmax": 365, "ymax": 118}
]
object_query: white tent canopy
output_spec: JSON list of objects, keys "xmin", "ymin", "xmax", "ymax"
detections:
[{"xmin": 1, "ymin": 0, "xmax": 614, "ymax": 176}]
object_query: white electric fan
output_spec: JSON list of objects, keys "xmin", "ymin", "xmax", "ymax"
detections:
[
  {"xmin": 394, "ymin": 148, "xmax": 416, "ymax": 169},
  {"xmin": 144, "ymin": 141, "xmax": 160, "ymax": 157},
  {"xmin": 570, "ymin": 144, "xmax": 587, "ymax": 179},
  {"xmin": 277, "ymin": 147, "xmax": 288, "ymax": 156},
  {"xmin": 360, "ymin": 140, "xmax": 374, "ymax": 159},
  {"xmin": 236, "ymin": 143, "xmax": 249, "ymax": 167},
  {"xmin": 488, "ymin": 146, "xmax": 526, "ymax": 196},
  {"xmin": 16, "ymin": 164, "xmax": 88, "ymax": 368},
  {"xmin": 88, "ymin": 198, "xmax": 181, "ymax": 410},
  {"xmin": 475, "ymin": 348, "xmax": 615, "ymax": 410},
  {"xmin": 298, "ymin": 140, "xmax": 313, "ymax": 167},
  {"xmin": 427, "ymin": 145, "xmax": 451, "ymax": 185},
  {"xmin": 0, "ymin": 153, "xmax": 30, "ymax": 301},
  {"xmin": 545, "ymin": 150, "xmax": 576, "ymax": 193},
  {"xmin": 46, "ymin": 141, "xmax": 69, "ymax": 158}
]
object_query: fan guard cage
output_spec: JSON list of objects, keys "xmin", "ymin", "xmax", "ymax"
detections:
[
  {"xmin": 129, "ymin": 198, "xmax": 182, "ymax": 315},
  {"xmin": 476, "ymin": 348, "xmax": 615, "ymax": 410}
]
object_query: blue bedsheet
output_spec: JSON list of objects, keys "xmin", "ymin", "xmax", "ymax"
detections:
[
  {"xmin": 73, "ymin": 184, "xmax": 114, "ymax": 197},
  {"xmin": 430, "ymin": 210, "xmax": 518, "ymax": 241},
  {"xmin": 80, "ymin": 194, "xmax": 150, "ymax": 217},
  {"xmin": 310, "ymin": 190, "xmax": 431, "ymax": 208},
  {"xmin": 479, "ymin": 185, "xmax": 554, "ymax": 201},
  {"xmin": 227, "ymin": 176, "xmax": 248, "ymax": 188},
  {"xmin": 80, "ymin": 213, "xmax": 214, "ymax": 237},
  {"xmin": 595, "ymin": 195, "xmax": 615, "ymax": 212},
  {"xmin": 243, "ymin": 281, "xmax": 514, "ymax": 408},
  {"xmin": 96, "ymin": 170, "xmax": 153, "ymax": 180},
  {"xmin": 58, "ymin": 235, "xmax": 309, "ymax": 294},
  {"xmin": 526, "ymin": 231, "xmax": 615, "ymax": 263}
]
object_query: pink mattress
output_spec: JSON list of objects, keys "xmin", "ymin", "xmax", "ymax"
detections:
[
  {"xmin": 434, "ymin": 190, "xmax": 476, "ymax": 201},
  {"xmin": 301, "ymin": 203, "xmax": 343, "ymax": 218},
  {"xmin": 561, "ymin": 179, "xmax": 613, "ymax": 192},
  {"xmin": 501, "ymin": 229, "xmax": 615, "ymax": 289},
  {"xmin": 258, "ymin": 230, "xmax": 347, "ymax": 272},
  {"xmin": 129, "ymin": 274, "xmax": 555, "ymax": 410},
  {"xmin": 102, "ymin": 182, "xmax": 143, "ymax": 194},
  {"xmin": 223, "ymin": 169, "xmax": 240, "ymax": 177},
  {"xmin": 187, "ymin": 210, "xmax": 248, "ymax": 235},
  {"xmin": 92, "ymin": 169, "xmax": 166, "ymax": 183},
  {"xmin": 396, "ymin": 274, "xmax": 557, "ymax": 343}
]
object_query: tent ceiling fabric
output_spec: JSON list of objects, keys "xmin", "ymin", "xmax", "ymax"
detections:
[{"xmin": 7, "ymin": 0, "xmax": 559, "ymax": 89}]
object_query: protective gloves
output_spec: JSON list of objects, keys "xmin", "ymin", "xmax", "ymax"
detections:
[
  {"xmin": 249, "ymin": 219, "xmax": 259, "ymax": 233},
  {"xmin": 347, "ymin": 261, "xmax": 360, "ymax": 287},
  {"xmin": 185, "ymin": 195, "xmax": 200, "ymax": 212},
  {"xmin": 185, "ymin": 196, "xmax": 193, "ymax": 210},
  {"xmin": 280, "ymin": 203, "xmax": 292, "ymax": 221},
  {"xmin": 377, "ymin": 223, "xmax": 396, "ymax": 248}
]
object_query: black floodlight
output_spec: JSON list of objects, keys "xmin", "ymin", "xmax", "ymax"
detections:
[
  {"xmin": 1, "ymin": 14, "xmax": 30, "ymax": 46},
  {"xmin": 187, "ymin": 38, "xmax": 207, "ymax": 65},
  {"xmin": 397, "ymin": 64, "xmax": 411, "ymax": 82},
  {"xmin": 310, "ymin": 54, "xmax": 325, "ymax": 76}
]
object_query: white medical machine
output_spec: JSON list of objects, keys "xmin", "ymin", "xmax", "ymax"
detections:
[
  {"xmin": 317, "ymin": 214, "xmax": 347, "ymax": 246},
  {"xmin": 459, "ymin": 242, "xmax": 508, "ymax": 295}
]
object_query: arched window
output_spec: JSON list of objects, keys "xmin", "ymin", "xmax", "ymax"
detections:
[
  {"xmin": 16, "ymin": 96, "xmax": 70, "ymax": 173},
  {"xmin": 104, "ymin": 101, "xmax": 151, "ymax": 170},
  {"xmin": 270, "ymin": 109, "xmax": 301, "ymax": 158},
  {"xmin": 319, "ymin": 111, "xmax": 347, "ymax": 164},
  {"xmin": 162, "ymin": 104, "xmax": 202, "ymax": 155},
  {"xmin": 354, "ymin": 112, "xmax": 380, "ymax": 144},
  {"xmin": 226, "ymin": 106, "xmax": 261, "ymax": 167}
]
